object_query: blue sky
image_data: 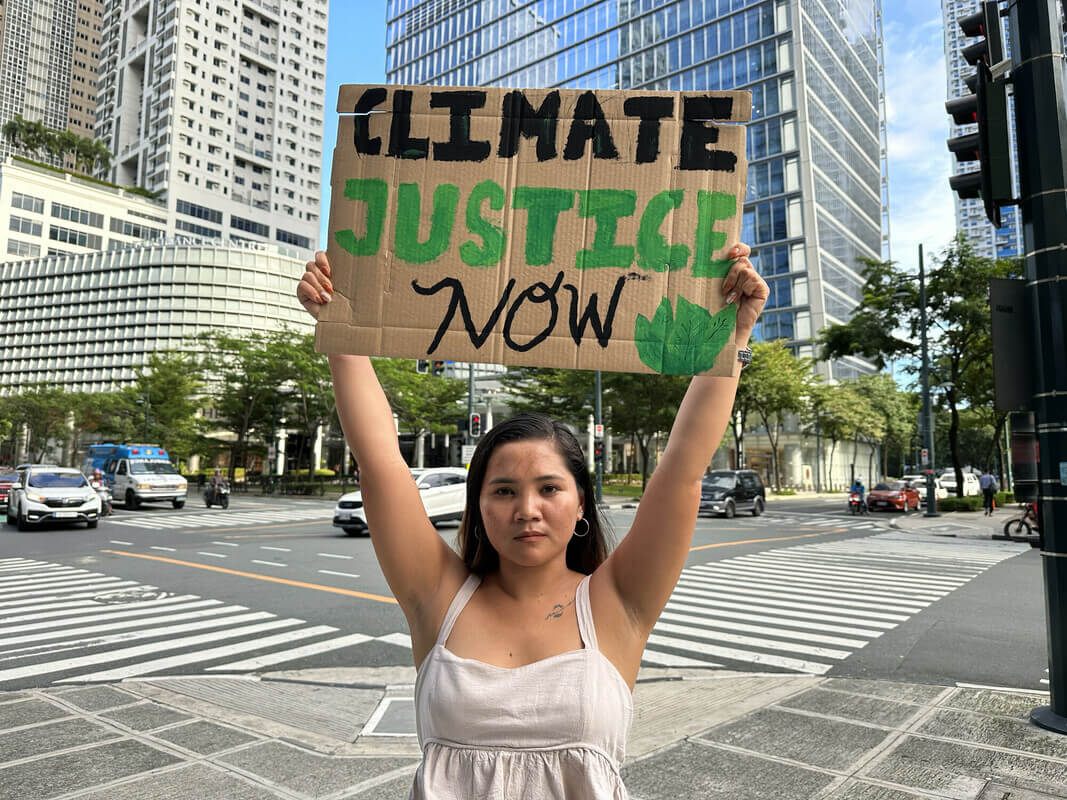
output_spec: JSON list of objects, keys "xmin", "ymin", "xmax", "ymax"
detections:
[{"xmin": 320, "ymin": 1, "xmax": 954, "ymax": 270}]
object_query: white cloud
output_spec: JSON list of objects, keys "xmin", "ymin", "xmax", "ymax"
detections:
[{"xmin": 883, "ymin": 9, "xmax": 958, "ymax": 266}]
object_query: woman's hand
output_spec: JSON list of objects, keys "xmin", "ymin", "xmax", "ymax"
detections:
[
  {"xmin": 296, "ymin": 250, "xmax": 333, "ymax": 320},
  {"xmin": 722, "ymin": 243, "xmax": 768, "ymax": 346}
]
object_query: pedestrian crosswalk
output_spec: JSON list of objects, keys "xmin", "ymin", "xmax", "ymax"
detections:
[
  {"xmin": 747, "ymin": 511, "xmax": 885, "ymax": 530},
  {"xmin": 0, "ymin": 557, "xmax": 409, "ymax": 688},
  {"xmin": 108, "ymin": 506, "xmax": 335, "ymax": 530},
  {"xmin": 639, "ymin": 532, "xmax": 1026, "ymax": 674}
]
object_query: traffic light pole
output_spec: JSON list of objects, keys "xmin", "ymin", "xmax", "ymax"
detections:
[
  {"xmin": 594, "ymin": 370, "xmax": 603, "ymax": 505},
  {"xmin": 918, "ymin": 245, "xmax": 939, "ymax": 517},
  {"xmin": 1009, "ymin": 0, "xmax": 1067, "ymax": 735},
  {"xmin": 467, "ymin": 362, "xmax": 474, "ymax": 447}
]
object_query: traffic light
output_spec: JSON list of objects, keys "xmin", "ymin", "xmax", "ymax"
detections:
[
  {"xmin": 432, "ymin": 360, "xmax": 446, "ymax": 377},
  {"xmin": 946, "ymin": 1, "xmax": 1013, "ymax": 227},
  {"xmin": 593, "ymin": 440, "xmax": 604, "ymax": 462},
  {"xmin": 469, "ymin": 412, "xmax": 482, "ymax": 438},
  {"xmin": 415, "ymin": 359, "xmax": 429, "ymax": 374}
]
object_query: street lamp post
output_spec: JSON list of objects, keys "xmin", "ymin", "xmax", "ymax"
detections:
[{"xmin": 917, "ymin": 244, "xmax": 940, "ymax": 518}]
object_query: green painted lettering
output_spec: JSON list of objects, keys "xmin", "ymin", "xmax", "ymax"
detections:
[
  {"xmin": 513, "ymin": 187, "xmax": 575, "ymax": 266},
  {"xmin": 575, "ymin": 189, "xmax": 636, "ymax": 270},
  {"xmin": 693, "ymin": 191, "xmax": 737, "ymax": 278},
  {"xmin": 636, "ymin": 190, "xmax": 689, "ymax": 272},
  {"xmin": 394, "ymin": 182, "xmax": 459, "ymax": 264},
  {"xmin": 334, "ymin": 178, "xmax": 388, "ymax": 256},
  {"xmin": 460, "ymin": 179, "xmax": 506, "ymax": 267}
]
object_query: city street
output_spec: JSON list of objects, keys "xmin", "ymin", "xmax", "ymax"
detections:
[{"xmin": 0, "ymin": 493, "xmax": 1044, "ymax": 693}]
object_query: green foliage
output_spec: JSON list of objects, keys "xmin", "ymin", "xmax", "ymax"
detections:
[
  {"xmin": 373, "ymin": 358, "xmax": 467, "ymax": 444},
  {"xmin": 602, "ymin": 371, "xmax": 689, "ymax": 489},
  {"xmin": 937, "ymin": 495, "xmax": 983, "ymax": 512},
  {"xmin": 3, "ymin": 116, "xmax": 113, "ymax": 174},
  {"xmin": 499, "ymin": 367, "xmax": 593, "ymax": 426},
  {"xmin": 994, "ymin": 491, "xmax": 1014, "ymax": 507},
  {"xmin": 635, "ymin": 297, "xmax": 736, "ymax": 374},
  {"xmin": 2, "ymin": 385, "xmax": 71, "ymax": 462}
]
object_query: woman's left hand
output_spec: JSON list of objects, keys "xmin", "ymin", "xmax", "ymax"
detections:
[{"xmin": 722, "ymin": 243, "xmax": 769, "ymax": 345}]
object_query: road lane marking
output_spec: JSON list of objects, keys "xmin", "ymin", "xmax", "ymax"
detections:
[
  {"xmin": 689, "ymin": 532, "xmax": 835, "ymax": 552},
  {"xmin": 318, "ymin": 553, "xmax": 353, "ymax": 560},
  {"xmin": 0, "ymin": 582, "xmax": 141, "ymax": 609},
  {"xmin": 206, "ymin": 631, "xmax": 374, "ymax": 671},
  {"xmin": 109, "ymin": 540, "xmax": 134, "ymax": 546},
  {"xmin": 99, "ymin": 550, "xmax": 398, "ymax": 605},
  {"xmin": 260, "ymin": 546, "xmax": 291, "ymax": 552},
  {"xmin": 318, "ymin": 569, "xmax": 360, "ymax": 579},
  {"xmin": 211, "ymin": 541, "xmax": 239, "ymax": 547},
  {"xmin": 197, "ymin": 552, "xmax": 228, "ymax": 559},
  {"xmin": 645, "ymin": 632, "xmax": 831, "ymax": 674},
  {"xmin": 0, "ymin": 596, "xmax": 210, "ymax": 631},
  {"xmin": 251, "ymin": 559, "xmax": 286, "ymax": 568},
  {"xmin": 150, "ymin": 546, "xmax": 176, "ymax": 552}
]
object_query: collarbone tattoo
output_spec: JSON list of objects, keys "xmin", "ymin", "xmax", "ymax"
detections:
[{"xmin": 545, "ymin": 597, "xmax": 576, "ymax": 620}]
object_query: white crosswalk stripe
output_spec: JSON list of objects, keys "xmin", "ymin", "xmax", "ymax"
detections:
[
  {"xmin": 109, "ymin": 507, "xmax": 335, "ymax": 530},
  {"xmin": 0, "ymin": 558, "xmax": 410, "ymax": 687},
  {"xmin": 641, "ymin": 532, "xmax": 1027, "ymax": 674},
  {"xmin": 746, "ymin": 512, "xmax": 883, "ymax": 530}
]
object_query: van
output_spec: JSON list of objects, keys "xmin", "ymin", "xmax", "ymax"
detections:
[{"xmin": 83, "ymin": 444, "xmax": 188, "ymax": 509}]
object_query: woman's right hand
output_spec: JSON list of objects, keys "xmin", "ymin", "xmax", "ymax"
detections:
[{"xmin": 297, "ymin": 250, "xmax": 334, "ymax": 319}]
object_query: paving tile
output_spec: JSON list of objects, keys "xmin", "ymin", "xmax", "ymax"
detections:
[
  {"xmin": 219, "ymin": 741, "xmax": 418, "ymax": 797},
  {"xmin": 0, "ymin": 692, "xmax": 30, "ymax": 705},
  {"xmin": 99, "ymin": 702, "xmax": 193, "ymax": 732},
  {"xmin": 0, "ymin": 739, "xmax": 183, "ymax": 800},
  {"xmin": 52, "ymin": 685, "xmax": 137, "ymax": 712},
  {"xmin": 151, "ymin": 720, "xmax": 259, "ymax": 755},
  {"xmin": 943, "ymin": 688, "xmax": 1046, "ymax": 720},
  {"xmin": 622, "ymin": 740, "xmax": 836, "ymax": 800},
  {"xmin": 0, "ymin": 717, "xmax": 119, "ymax": 764},
  {"xmin": 699, "ymin": 707, "xmax": 890, "ymax": 772},
  {"xmin": 0, "ymin": 698, "xmax": 69, "ymax": 730},
  {"xmin": 342, "ymin": 773, "xmax": 418, "ymax": 799},
  {"xmin": 77, "ymin": 763, "xmax": 284, "ymax": 800},
  {"xmin": 777, "ymin": 687, "xmax": 920, "ymax": 728},
  {"xmin": 917, "ymin": 708, "xmax": 1067, "ymax": 760},
  {"xmin": 863, "ymin": 735, "xmax": 1067, "ymax": 798},
  {"xmin": 826, "ymin": 780, "xmax": 932, "ymax": 800},
  {"xmin": 819, "ymin": 679, "xmax": 947, "ymax": 705}
]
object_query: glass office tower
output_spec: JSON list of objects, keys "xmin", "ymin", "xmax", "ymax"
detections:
[{"xmin": 385, "ymin": 0, "xmax": 887, "ymax": 381}]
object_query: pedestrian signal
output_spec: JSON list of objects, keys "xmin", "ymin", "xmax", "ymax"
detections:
[{"xmin": 469, "ymin": 412, "xmax": 482, "ymax": 438}]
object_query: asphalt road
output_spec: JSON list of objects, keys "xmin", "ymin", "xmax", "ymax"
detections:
[{"xmin": 0, "ymin": 491, "xmax": 1046, "ymax": 693}]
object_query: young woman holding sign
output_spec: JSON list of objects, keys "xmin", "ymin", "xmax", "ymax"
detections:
[{"xmin": 297, "ymin": 244, "xmax": 767, "ymax": 799}]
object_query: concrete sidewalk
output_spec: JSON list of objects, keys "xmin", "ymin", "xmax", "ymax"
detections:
[{"xmin": 2, "ymin": 661, "xmax": 1064, "ymax": 799}]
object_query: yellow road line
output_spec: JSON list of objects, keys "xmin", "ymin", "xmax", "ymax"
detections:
[
  {"xmin": 100, "ymin": 549, "xmax": 397, "ymax": 605},
  {"xmin": 689, "ymin": 531, "xmax": 834, "ymax": 552}
]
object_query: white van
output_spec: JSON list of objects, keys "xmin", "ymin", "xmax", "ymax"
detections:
[
  {"xmin": 939, "ymin": 471, "xmax": 981, "ymax": 496},
  {"xmin": 84, "ymin": 444, "xmax": 187, "ymax": 509}
]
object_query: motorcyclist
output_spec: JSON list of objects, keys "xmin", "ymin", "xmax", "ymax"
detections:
[
  {"xmin": 850, "ymin": 476, "xmax": 867, "ymax": 513},
  {"xmin": 207, "ymin": 468, "xmax": 225, "ymax": 503},
  {"xmin": 91, "ymin": 468, "xmax": 111, "ymax": 516}
]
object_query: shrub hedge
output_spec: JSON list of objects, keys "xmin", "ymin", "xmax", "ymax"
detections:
[{"xmin": 937, "ymin": 496, "xmax": 983, "ymax": 512}]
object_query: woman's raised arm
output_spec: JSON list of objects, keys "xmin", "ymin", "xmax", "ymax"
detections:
[
  {"xmin": 298, "ymin": 253, "xmax": 464, "ymax": 635},
  {"xmin": 600, "ymin": 244, "xmax": 768, "ymax": 632}
]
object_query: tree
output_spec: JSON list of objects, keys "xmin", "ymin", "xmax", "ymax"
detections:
[
  {"xmin": 821, "ymin": 237, "xmax": 1020, "ymax": 496},
  {"xmin": 602, "ymin": 372, "xmax": 689, "ymax": 490},
  {"xmin": 499, "ymin": 367, "xmax": 594, "ymax": 426},
  {"xmin": 93, "ymin": 138, "xmax": 113, "ymax": 174},
  {"xmin": 373, "ymin": 358, "xmax": 467, "ymax": 467},
  {"xmin": 743, "ymin": 340, "xmax": 815, "ymax": 491},
  {"xmin": 5, "ymin": 385, "xmax": 71, "ymax": 462},
  {"xmin": 280, "ymin": 331, "xmax": 344, "ymax": 474},
  {"xmin": 853, "ymin": 374, "xmax": 917, "ymax": 480},
  {"xmin": 811, "ymin": 383, "xmax": 868, "ymax": 491},
  {"xmin": 1, "ymin": 116, "xmax": 23, "ymax": 149}
]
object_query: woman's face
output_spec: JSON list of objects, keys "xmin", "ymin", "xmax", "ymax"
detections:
[{"xmin": 479, "ymin": 438, "xmax": 584, "ymax": 568}]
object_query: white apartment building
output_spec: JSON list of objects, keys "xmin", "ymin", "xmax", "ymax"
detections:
[
  {"xmin": 0, "ymin": 239, "xmax": 313, "ymax": 395},
  {"xmin": 0, "ymin": 156, "xmax": 169, "ymax": 261},
  {"xmin": 94, "ymin": 0, "xmax": 328, "ymax": 252}
]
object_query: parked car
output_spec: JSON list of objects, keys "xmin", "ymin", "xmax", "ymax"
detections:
[
  {"xmin": 333, "ymin": 467, "xmax": 467, "ymax": 536},
  {"xmin": 939, "ymin": 471, "xmax": 981, "ymax": 496},
  {"xmin": 901, "ymin": 474, "xmax": 949, "ymax": 503},
  {"xmin": 698, "ymin": 469, "xmax": 766, "ymax": 518},
  {"xmin": 867, "ymin": 480, "xmax": 921, "ymax": 513},
  {"xmin": 0, "ymin": 470, "xmax": 19, "ymax": 511},
  {"xmin": 6, "ymin": 466, "xmax": 102, "ymax": 530}
]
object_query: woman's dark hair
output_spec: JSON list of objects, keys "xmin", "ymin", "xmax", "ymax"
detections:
[{"xmin": 457, "ymin": 412, "xmax": 613, "ymax": 576}]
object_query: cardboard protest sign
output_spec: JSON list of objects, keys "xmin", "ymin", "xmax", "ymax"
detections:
[{"xmin": 316, "ymin": 85, "xmax": 751, "ymax": 376}]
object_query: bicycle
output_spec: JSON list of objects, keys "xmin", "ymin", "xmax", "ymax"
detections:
[{"xmin": 1003, "ymin": 502, "xmax": 1038, "ymax": 537}]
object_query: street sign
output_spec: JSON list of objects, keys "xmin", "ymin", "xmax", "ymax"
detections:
[
  {"xmin": 921, "ymin": 448, "xmax": 929, "ymax": 465},
  {"xmin": 461, "ymin": 445, "xmax": 476, "ymax": 464},
  {"xmin": 595, "ymin": 424, "xmax": 604, "ymax": 439},
  {"xmin": 267, "ymin": 446, "xmax": 276, "ymax": 461}
]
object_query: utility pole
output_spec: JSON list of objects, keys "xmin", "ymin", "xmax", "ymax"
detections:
[
  {"xmin": 143, "ymin": 389, "xmax": 150, "ymax": 442},
  {"xmin": 594, "ymin": 370, "xmax": 603, "ymax": 504},
  {"xmin": 467, "ymin": 362, "xmax": 474, "ymax": 448},
  {"xmin": 1009, "ymin": 0, "xmax": 1067, "ymax": 735},
  {"xmin": 918, "ymin": 244, "xmax": 939, "ymax": 518}
]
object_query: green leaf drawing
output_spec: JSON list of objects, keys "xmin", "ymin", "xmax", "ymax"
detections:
[{"xmin": 634, "ymin": 297, "xmax": 737, "ymax": 374}]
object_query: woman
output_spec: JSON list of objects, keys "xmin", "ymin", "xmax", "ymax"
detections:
[{"xmin": 297, "ymin": 245, "xmax": 767, "ymax": 799}]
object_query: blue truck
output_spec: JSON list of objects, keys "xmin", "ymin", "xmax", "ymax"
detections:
[{"xmin": 82, "ymin": 444, "xmax": 188, "ymax": 509}]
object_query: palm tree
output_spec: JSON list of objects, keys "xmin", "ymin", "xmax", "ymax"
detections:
[
  {"xmin": 2, "ymin": 115, "xmax": 25, "ymax": 149},
  {"xmin": 92, "ymin": 138, "xmax": 113, "ymax": 175},
  {"xmin": 20, "ymin": 120, "xmax": 50, "ymax": 158},
  {"xmin": 74, "ymin": 137, "xmax": 96, "ymax": 174}
]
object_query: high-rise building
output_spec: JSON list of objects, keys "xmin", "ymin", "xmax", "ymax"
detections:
[
  {"xmin": 942, "ymin": 0, "xmax": 1023, "ymax": 260},
  {"xmin": 0, "ymin": 0, "xmax": 105, "ymax": 164},
  {"xmin": 94, "ymin": 0, "xmax": 330, "ymax": 252},
  {"xmin": 385, "ymin": 0, "xmax": 888, "ymax": 383}
]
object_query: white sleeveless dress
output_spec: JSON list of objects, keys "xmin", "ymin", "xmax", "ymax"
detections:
[{"xmin": 409, "ymin": 573, "xmax": 633, "ymax": 799}]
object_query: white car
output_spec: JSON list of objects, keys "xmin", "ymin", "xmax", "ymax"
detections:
[
  {"xmin": 939, "ymin": 471, "xmax": 981, "ymax": 496},
  {"xmin": 333, "ymin": 467, "xmax": 467, "ymax": 536},
  {"xmin": 901, "ymin": 474, "xmax": 949, "ymax": 502},
  {"xmin": 6, "ymin": 466, "xmax": 103, "ymax": 531}
]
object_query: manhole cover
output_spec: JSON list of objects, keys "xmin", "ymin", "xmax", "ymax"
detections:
[{"xmin": 92, "ymin": 587, "xmax": 169, "ymax": 604}]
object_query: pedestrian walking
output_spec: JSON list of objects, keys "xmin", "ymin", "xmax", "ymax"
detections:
[
  {"xmin": 979, "ymin": 468, "xmax": 999, "ymax": 515},
  {"xmin": 297, "ymin": 244, "xmax": 768, "ymax": 799}
]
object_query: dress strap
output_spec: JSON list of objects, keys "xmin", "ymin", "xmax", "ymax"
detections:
[
  {"xmin": 574, "ymin": 575, "xmax": 599, "ymax": 651},
  {"xmin": 435, "ymin": 573, "xmax": 481, "ymax": 647}
]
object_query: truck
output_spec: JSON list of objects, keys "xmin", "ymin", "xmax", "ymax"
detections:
[{"xmin": 82, "ymin": 444, "xmax": 188, "ymax": 509}]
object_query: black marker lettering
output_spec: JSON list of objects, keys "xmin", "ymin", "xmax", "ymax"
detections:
[
  {"xmin": 498, "ymin": 90, "xmax": 561, "ymax": 161},
  {"xmin": 563, "ymin": 91, "xmax": 619, "ymax": 161},
  {"xmin": 388, "ymin": 90, "xmax": 429, "ymax": 160},
  {"xmin": 680, "ymin": 96, "xmax": 737, "ymax": 171},
  {"xmin": 503, "ymin": 271, "xmax": 564, "ymax": 352},
  {"xmin": 431, "ymin": 91, "xmax": 491, "ymax": 162},
  {"xmin": 623, "ymin": 97, "xmax": 673, "ymax": 164},
  {"xmin": 412, "ymin": 276, "xmax": 516, "ymax": 352},
  {"xmin": 352, "ymin": 87, "xmax": 386, "ymax": 156},
  {"xmin": 564, "ymin": 275, "xmax": 627, "ymax": 347}
]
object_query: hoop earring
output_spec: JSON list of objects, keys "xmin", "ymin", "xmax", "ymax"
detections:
[
  {"xmin": 473, "ymin": 525, "xmax": 483, "ymax": 539},
  {"xmin": 573, "ymin": 518, "xmax": 590, "ymax": 538}
]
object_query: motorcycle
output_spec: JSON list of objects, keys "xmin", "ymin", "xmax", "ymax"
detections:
[
  {"xmin": 204, "ymin": 480, "xmax": 230, "ymax": 509},
  {"xmin": 848, "ymin": 492, "xmax": 867, "ymax": 516},
  {"xmin": 90, "ymin": 479, "xmax": 112, "ymax": 517}
]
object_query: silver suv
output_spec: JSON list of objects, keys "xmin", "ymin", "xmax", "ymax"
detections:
[{"xmin": 6, "ymin": 466, "xmax": 103, "ymax": 531}]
